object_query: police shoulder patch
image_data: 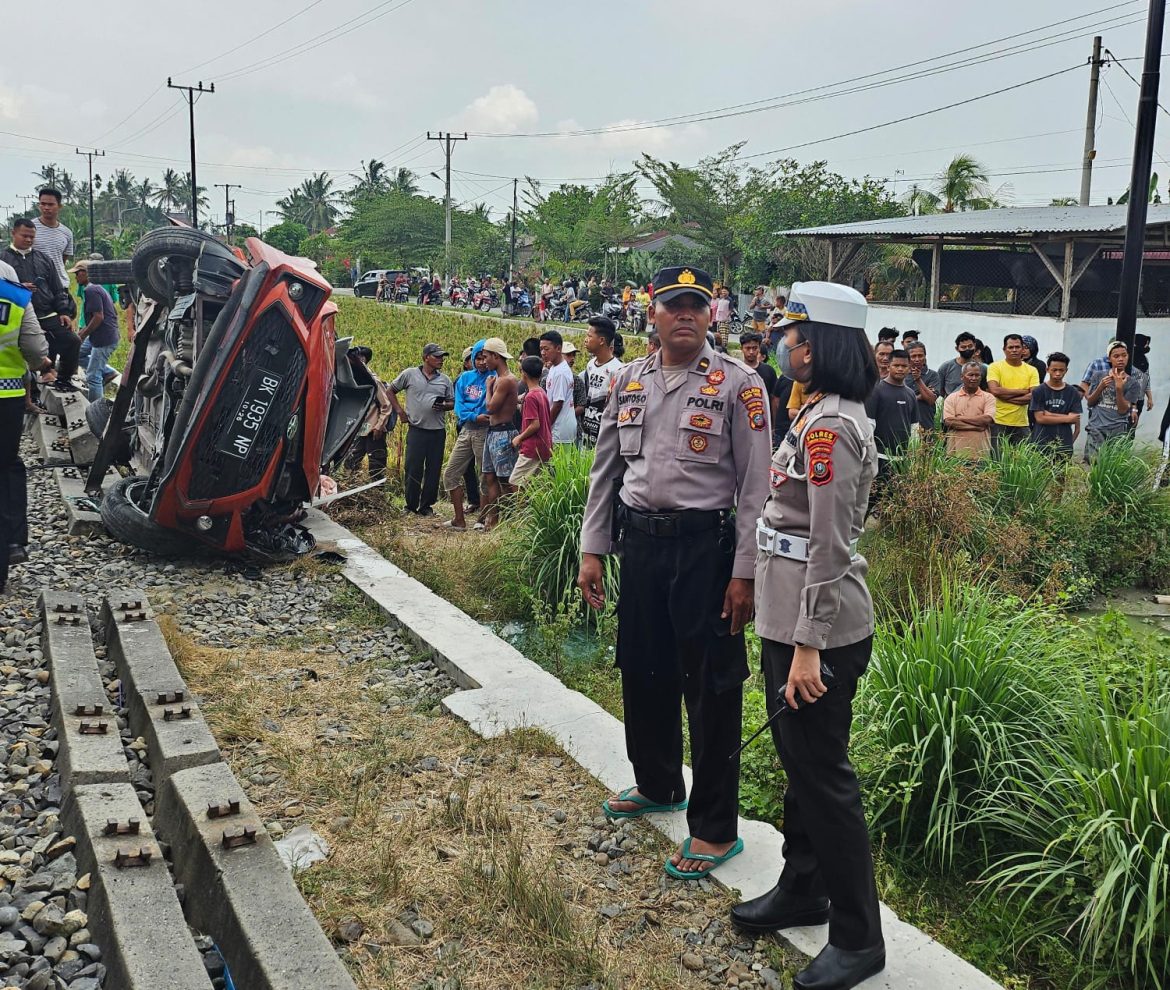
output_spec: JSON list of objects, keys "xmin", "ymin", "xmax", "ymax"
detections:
[{"xmin": 804, "ymin": 428, "xmax": 837, "ymax": 487}]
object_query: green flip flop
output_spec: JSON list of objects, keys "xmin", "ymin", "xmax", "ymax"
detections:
[
  {"xmin": 663, "ymin": 836, "xmax": 745, "ymax": 880},
  {"xmin": 601, "ymin": 786, "xmax": 688, "ymax": 820}
]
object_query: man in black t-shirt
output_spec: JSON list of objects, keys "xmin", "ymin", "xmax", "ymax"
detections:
[
  {"xmin": 1030, "ymin": 351, "xmax": 1082, "ymax": 457},
  {"xmin": 864, "ymin": 349, "xmax": 916, "ymax": 516}
]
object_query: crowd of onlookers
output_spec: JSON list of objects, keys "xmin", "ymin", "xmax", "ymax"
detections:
[
  {"xmin": 2, "ymin": 187, "xmax": 125, "ymax": 406},
  {"xmin": 343, "ymin": 314, "xmax": 632, "ymax": 530}
]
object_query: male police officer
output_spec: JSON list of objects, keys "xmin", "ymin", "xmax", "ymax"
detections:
[
  {"xmin": 578, "ymin": 266, "xmax": 771, "ymax": 879},
  {"xmin": 1, "ymin": 259, "xmax": 54, "ymax": 592}
]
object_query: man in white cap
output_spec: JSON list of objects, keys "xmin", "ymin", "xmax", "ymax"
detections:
[
  {"xmin": 731, "ymin": 281, "xmax": 885, "ymax": 990},
  {"xmin": 477, "ymin": 337, "xmax": 519, "ymax": 530}
]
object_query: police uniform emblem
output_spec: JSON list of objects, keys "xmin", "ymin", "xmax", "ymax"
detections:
[
  {"xmin": 805, "ymin": 428, "xmax": 838, "ymax": 487},
  {"xmin": 689, "ymin": 413, "xmax": 713, "ymax": 429},
  {"xmin": 706, "ymin": 370, "xmax": 726, "ymax": 385},
  {"xmin": 678, "ymin": 269, "xmax": 697, "ymax": 285},
  {"xmin": 700, "ymin": 384, "xmax": 720, "ymax": 396},
  {"xmin": 618, "ymin": 408, "xmax": 642, "ymax": 423},
  {"xmin": 689, "ymin": 434, "xmax": 708, "ymax": 453},
  {"xmin": 750, "ymin": 410, "xmax": 766, "ymax": 430},
  {"xmin": 697, "ymin": 357, "xmax": 710, "ymax": 372},
  {"xmin": 624, "ymin": 380, "xmax": 644, "ymax": 392}
]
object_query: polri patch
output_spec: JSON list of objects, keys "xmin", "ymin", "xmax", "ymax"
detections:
[
  {"xmin": 805, "ymin": 428, "xmax": 838, "ymax": 487},
  {"xmin": 689, "ymin": 413, "xmax": 713, "ymax": 429},
  {"xmin": 739, "ymin": 385, "xmax": 763, "ymax": 403},
  {"xmin": 707, "ymin": 369, "xmax": 726, "ymax": 385},
  {"xmin": 618, "ymin": 407, "xmax": 643, "ymax": 423},
  {"xmin": 688, "ymin": 434, "xmax": 709, "ymax": 453},
  {"xmin": 700, "ymin": 384, "xmax": 721, "ymax": 396}
]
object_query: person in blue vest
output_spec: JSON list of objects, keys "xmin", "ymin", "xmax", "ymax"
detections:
[{"xmin": 0, "ymin": 259, "xmax": 54, "ymax": 592}]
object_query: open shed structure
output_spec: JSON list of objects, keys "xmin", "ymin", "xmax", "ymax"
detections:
[
  {"xmin": 784, "ymin": 205, "xmax": 1170, "ymax": 321},
  {"xmin": 779, "ymin": 206, "xmax": 1170, "ymax": 443}
]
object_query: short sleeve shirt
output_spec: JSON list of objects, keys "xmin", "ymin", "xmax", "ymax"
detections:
[
  {"xmin": 1030, "ymin": 382, "xmax": 1083, "ymax": 453},
  {"xmin": 545, "ymin": 360, "xmax": 577, "ymax": 443},
  {"xmin": 82, "ymin": 283, "xmax": 119, "ymax": 347},
  {"xmin": 389, "ymin": 366, "xmax": 453, "ymax": 429},
  {"xmin": 581, "ymin": 356, "xmax": 623, "ymax": 447},
  {"xmin": 1087, "ymin": 371, "xmax": 1143, "ymax": 433},
  {"xmin": 31, "ymin": 218, "xmax": 73, "ymax": 288},
  {"xmin": 864, "ymin": 379, "xmax": 917, "ymax": 455},
  {"xmin": 987, "ymin": 360, "xmax": 1039, "ymax": 427}
]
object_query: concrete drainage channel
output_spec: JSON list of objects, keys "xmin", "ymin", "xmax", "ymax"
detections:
[{"xmin": 41, "ymin": 589, "xmax": 357, "ymax": 990}]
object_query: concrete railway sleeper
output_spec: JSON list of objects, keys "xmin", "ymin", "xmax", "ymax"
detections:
[{"xmin": 40, "ymin": 590, "xmax": 358, "ymax": 990}]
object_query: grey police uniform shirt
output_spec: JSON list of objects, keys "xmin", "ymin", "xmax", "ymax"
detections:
[
  {"xmin": 389, "ymin": 365, "xmax": 454, "ymax": 429},
  {"xmin": 580, "ymin": 342, "xmax": 773, "ymax": 580},
  {"xmin": 754, "ymin": 393, "xmax": 878, "ymax": 650}
]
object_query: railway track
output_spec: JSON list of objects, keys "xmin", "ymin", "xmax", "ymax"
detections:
[{"xmin": 41, "ymin": 589, "xmax": 357, "ymax": 990}]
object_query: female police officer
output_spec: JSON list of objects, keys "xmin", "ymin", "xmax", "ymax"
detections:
[{"xmin": 729, "ymin": 282, "xmax": 885, "ymax": 990}]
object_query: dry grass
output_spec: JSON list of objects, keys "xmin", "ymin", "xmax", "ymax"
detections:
[{"xmin": 160, "ymin": 616, "xmax": 779, "ymax": 989}]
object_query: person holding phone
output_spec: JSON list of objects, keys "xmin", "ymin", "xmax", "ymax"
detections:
[
  {"xmin": 388, "ymin": 343, "xmax": 454, "ymax": 516},
  {"xmin": 732, "ymin": 282, "xmax": 885, "ymax": 990}
]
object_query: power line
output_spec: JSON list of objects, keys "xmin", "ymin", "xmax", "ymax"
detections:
[
  {"xmin": 468, "ymin": 4, "xmax": 1145, "ymax": 138},
  {"xmin": 178, "ymin": 0, "xmax": 331, "ymax": 75},
  {"xmin": 87, "ymin": 85, "xmax": 165, "ymax": 146},
  {"xmin": 215, "ymin": 0, "xmax": 419, "ymax": 83},
  {"xmin": 741, "ymin": 64, "xmax": 1085, "ymax": 162},
  {"xmin": 1104, "ymin": 47, "xmax": 1170, "ymax": 116}
]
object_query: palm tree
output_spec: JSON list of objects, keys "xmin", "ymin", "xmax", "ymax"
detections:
[
  {"xmin": 136, "ymin": 178, "xmax": 155, "ymax": 210},
  {"xmin": 57, "ymin": 172, "xmax": 79, "ymax": 205},
  {"xmin": 935, "ymin": 155, "xmax": 996, "ymax": 212},
  {"xmin": 33, "ymin": 163, "xmax": 62, "ymax": 190},
  {"xmin": 349, "ymin": 159, "xmax": 389, "ymax": 200},
  {"xmin": 388, "ymin": 167, "xmax": 419, "ymax": 196},
  {"xmin": 174, "ymin": 172, "xmax": 210, "ymax": 218},
  {"xmin": 153, "ymin": 168, "xmax": 183, "ymax": 211},
  {"xmin": 286, "ymin": 172, "xmax": 340, "ymax": 233},
  {"xmin": 903, "ymin": 183, "xmax": 940, "ymax": 216}
]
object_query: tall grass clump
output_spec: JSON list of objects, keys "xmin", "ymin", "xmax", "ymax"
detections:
[
  {"xmin": 858, "ymin": 580, "xmax": 1067, "ymax": 868},
  {"xmin": 987, "ymin": 440, "xmax": 1057, "ymax": 516},
  {"xmin": 980, "ymin": 665, "xmax": 1170, "ymax": 989},
  {"xmin": 483, "ymin": 445, "xmax": 619, "ymax": 614},
  {"xmin": 1088, "ymin": 436, "xmax": 1149, "ymax": 514}
]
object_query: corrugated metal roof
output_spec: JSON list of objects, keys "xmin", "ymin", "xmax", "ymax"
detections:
[{"xmin": 780, "ymin": 204, "xmax": 1170, "ymax": 238}]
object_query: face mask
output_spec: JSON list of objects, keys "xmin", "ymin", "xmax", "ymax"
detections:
[
  {"xmin": 959, "ymin": 348, "xmax": 976, "ymax": 359},
  {"xmin": 779, "ymin": 340, "xmax": 806, "ymax": 381}
]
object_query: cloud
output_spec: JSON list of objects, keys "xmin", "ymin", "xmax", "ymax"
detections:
[
  {"xmin": 455, "ymin": 84, "xmax": 539, "ymax": 134},
  {"xmin": 323, "ymin": 72, "xmax": 381, "ymax": 112}
]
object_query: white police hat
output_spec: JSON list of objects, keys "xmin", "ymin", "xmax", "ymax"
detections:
[{"xmin": 778, "ymin": 281, "xmax": 868, "ymax": 331}]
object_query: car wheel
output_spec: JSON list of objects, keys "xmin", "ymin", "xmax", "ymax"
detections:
[
  {"xmin": 131, "ymin": 227, "xmax": 235, "ymax": 304},
  {"xmin": 100, "ymin": 475, "xmax": 195, "ymax": 556},
  {"xmin": 84, "ymin": 260, "xmax": 135, "ymax": 284}
]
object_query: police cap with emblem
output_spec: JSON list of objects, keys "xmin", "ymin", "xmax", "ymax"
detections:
[
  {"xmin": 778, "ymin": 281, "xmax": 868, "ymax": 330},
  {"xmin": 651, "ymin": 265, "xmax": 715, "ymax": 303}
]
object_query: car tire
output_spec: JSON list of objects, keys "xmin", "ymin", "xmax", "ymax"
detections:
[
  {"xmin": 100, "ymin": 475, "xmax": 195, "ymax": 556},
  {"xmin": 132, "ymin": 227, "xmax": 236, "ymax": 303},
  {"xmin": 84, "ymin": 260, "xmax": 135, "ymax": 284}
]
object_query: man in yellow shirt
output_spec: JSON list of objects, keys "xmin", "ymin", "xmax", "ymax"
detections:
[{"xmin": 986, "ymin": 333, "xmax": 1039, "ymax": 449}]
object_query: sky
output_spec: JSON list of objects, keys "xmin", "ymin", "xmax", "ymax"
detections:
[{"xmin": 2, "ymin": 0, "xmax": 1168, "ymax": 230}]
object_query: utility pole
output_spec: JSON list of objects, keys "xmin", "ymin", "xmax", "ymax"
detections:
[
  {"xmin": 426, "ymin": 131, "xmax": 467, "ymax": 280},
  {"xmin": 75, "ymin": 148, "xmax": 105, "ymax": 253},
  {"xmin": 215, "ymin": 183, "xmax": 241, "ymax": 240},
  {"xmin": 510, "ymin": 177, "xmax": 518, "ymax": 280},
  {"xmin": 167, "ymin": 77, "xmax": 215, "ymax": 226},
  {"xmin": 1115, "ymin": 0, "xmax": 1165, "ymax": 351},
  {"xmin": 258, "ymin": 210, "xmax": 265, "ymax": 236},
  {"xmin": 1080, "ymin": 36, "xmax": 1105, "ymax": 206}
]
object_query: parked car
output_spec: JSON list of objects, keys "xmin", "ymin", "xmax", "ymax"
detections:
[{"xmin": 353, "ymin": 269, "xmax": 408, "ymax": 298}]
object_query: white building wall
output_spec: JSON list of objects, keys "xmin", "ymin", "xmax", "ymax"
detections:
[{"xmin": 865, "ymin": 306, "xmax": 1169, "ymax": 444}]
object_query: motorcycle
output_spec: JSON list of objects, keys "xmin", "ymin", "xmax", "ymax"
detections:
[
  {"xmin": 393, "ymin": 282, "xmax": 410, "ymax": 303},
  {"xmin": 449, "ymin": 285, "xmax": 469, "ymax": 307},
  {"xmin": 624, "ymin": 301, "xmax": 646, "ymax": 334},
  {"xmin": 512, "ymin": 288, "xmax": 532, "ymax": 318},
  {"xmin": 599, "ymin": 298, "xmax": 623, "ymax": 323},
  {"xmin": 473, "ymin": 287, "xmax": 499, "ymax": 312},
  {"xmin": 82, "ymin": 225, "xmax": 375, "ymax": 561}
]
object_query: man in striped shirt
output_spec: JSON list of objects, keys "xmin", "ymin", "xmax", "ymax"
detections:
[{"xmin": 31, "ymin": 188, "xmax": 74, "ymax": 290}]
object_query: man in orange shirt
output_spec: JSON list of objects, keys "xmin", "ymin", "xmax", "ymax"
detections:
[{"xmin": 942, "ymin": 362, "xmax": 995, "ymax": 457}]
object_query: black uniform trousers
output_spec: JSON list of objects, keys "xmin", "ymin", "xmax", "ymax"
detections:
[
  {"xmin": 616, "ymin": 517, "xmax": 748, "ymax": 844},
  {"xmin": 761, "ymin": 636, "xmax": 882, "ymax": 951},
  {"xmin": 344, "ymin": 432, "xmax": 388, "ymax": 480},
  {"xmin": 41, "ymin": 316, "xmax": 81, "ymax": 384},
  {"xmin": 403, "ymin": 425, "xmax": 445, "ymax": 513},
  {"xmin": 0, "ymin": 396, "xmax": 29, "ymax": 590}
]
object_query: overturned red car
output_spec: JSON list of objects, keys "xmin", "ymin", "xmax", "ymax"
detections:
[{"xmin": 84, "ymin": 225, "xmax": 374, "ymax": 560}]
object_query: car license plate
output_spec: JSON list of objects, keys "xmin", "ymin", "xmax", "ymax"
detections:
[{"xmin": 218, "ymin": 369, "xmax": 283, "ymax": 460}]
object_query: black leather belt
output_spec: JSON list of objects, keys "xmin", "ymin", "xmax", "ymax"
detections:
[{"xmin": 618, "ymin": 504, "xmax": 732, "ymax": 538}]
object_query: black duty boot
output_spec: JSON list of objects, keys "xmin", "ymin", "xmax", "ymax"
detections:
[
  {"xmin": 729, "ymin": 885, "xmax": 829, "ymax": 934},
  {"xmin": 794, "ymin": 942, "xmax": 886, "ymax": 990}
]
